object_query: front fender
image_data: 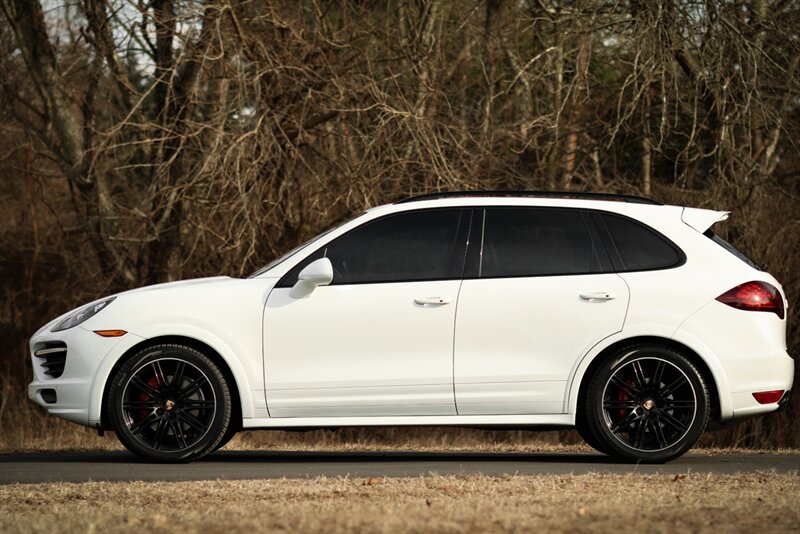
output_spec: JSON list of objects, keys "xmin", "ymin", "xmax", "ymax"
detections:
[{"xmin": 88, "ymin": 323, "xmax": 260, "ymax": 425}]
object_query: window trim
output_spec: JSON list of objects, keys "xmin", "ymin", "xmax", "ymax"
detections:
[{"xmin": 462, "ymin": 208, "xmax": 482, "ymax": 279}]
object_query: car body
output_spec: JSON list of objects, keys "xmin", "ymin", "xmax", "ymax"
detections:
[{"xmin": 28, "ymin": 192, "xmax": 793, "ymax": 462}]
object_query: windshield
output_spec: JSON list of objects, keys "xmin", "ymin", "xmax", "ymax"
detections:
[
  {"xmin": 248, "ymin": 229, "xmax": 334, "ymax": 278},
  {"xmin": 248, "ymin": 215, "xmax": 361, "ymax": 278}
]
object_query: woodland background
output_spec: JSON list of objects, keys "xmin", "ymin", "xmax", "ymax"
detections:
[{"xmin": 0, "ymin": 0, "xmax": 798, "ymax": 447}]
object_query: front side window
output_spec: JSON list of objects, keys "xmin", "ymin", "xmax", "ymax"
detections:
[
  {"xmin": 480, "ymin": 208, "xmax": 598, "ymax": 277},
  {"xmin": 279, "ymin": 209, "xmax": 467, "ymax": 286},
  {"xmin": 249, "ymin": 225, "xmax": 339, "ymax": 278}
]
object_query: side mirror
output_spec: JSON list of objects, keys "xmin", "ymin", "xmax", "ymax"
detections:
[{"xmin": 289, "ymin": 257, "xmax": 334, "ymax": 299}]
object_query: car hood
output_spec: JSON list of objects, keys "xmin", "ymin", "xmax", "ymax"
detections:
[{"xmin": 119, "ymin": 276, "xmax": 236, "ymax": 296}]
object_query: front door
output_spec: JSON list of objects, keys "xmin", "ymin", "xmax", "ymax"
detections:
[{"xmin": 264, "ymin": 208, "xmax": 470, "ymax": 417}]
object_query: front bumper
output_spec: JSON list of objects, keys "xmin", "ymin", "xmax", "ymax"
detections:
[{"xmin": 28, "ymin": 324, "xmax": 144, "ymax": 427}]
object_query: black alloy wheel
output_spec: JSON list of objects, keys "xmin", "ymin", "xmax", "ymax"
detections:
[
  {"xmin": 108, "ymin": 344, "xmax": 232, "ymax": 462},
  {"xmin": 584, "ymin": 344, "xmax": 710, "ymax": 463}
]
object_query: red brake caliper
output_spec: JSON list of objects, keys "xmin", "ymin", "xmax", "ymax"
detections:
[
  {"xmin": 137, "ymin": 376, "xmax": 159, "ymax": 421},
  {"xmin": 616, "ymin": 379, "xmax": 635, "ymax": 421}
]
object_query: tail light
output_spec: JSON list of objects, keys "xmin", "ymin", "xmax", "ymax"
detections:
[{"xmin": 716, "ymin": 281, "xmax": 785, "ymax": 319}]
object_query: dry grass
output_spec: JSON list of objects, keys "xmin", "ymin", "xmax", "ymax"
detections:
[
  {"xmin": 0, "ymin": 402, "xmax": 579, "ymax": 452},
  {"xmin": 0, "ymin": 385, "xmax": 610, "ymax": 453},
  {"xmin": 2, "ymin": 402, "xmax": 799, "ymax": 456},
  {"xmin": 3, "ymin": 390, "xmax": 798, "ymax": 533},
  {"xmin": 2, "ymin": 383, "xmax": 797, "ymax": 455},
  {"xmin": 1, "ymin": 473, "xmax": 798, "ymax": 533},
  {"xmin": 0, "ymin": 417, "xmax": 593, "ymax": 454},
  {"xmin": 4, "ymin": 417, "xmax": 799, "ymax": 456}
]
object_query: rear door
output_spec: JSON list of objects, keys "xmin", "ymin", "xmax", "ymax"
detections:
[{"xmin": 454, "ymin": 207, "xmax": 630, "ymax": 415}]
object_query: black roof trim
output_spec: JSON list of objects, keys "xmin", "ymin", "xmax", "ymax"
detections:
[{"xmin": 395, "ymin": 190, "xmax": 661, "ymax": 206}]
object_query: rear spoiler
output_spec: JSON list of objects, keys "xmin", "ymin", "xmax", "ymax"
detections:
[{"xmin": 681, "ymin": 207, "xmax": 729, "ymax": 233}]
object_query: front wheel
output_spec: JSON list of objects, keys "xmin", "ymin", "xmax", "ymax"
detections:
[
  {"xmin": 583, "ymin": 345, "xmax": 710, "ymax": 463},
  {"xmin": 108, "ymin": 344, "xmax": 232, "ymax": 462}
]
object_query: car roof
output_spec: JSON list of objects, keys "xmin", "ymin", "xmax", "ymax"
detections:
[
  {"xmin": 395, "ymin": 190, "xmax": 661, "ymax": 205},
  {"xmin": 364, "ymin": 191, "xmax": 679, "ymax": 217}
]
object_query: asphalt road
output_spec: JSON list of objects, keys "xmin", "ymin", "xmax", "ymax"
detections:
[{"xmin": 0, "ymin": 451, "xmax": 797, "ymax": 484}]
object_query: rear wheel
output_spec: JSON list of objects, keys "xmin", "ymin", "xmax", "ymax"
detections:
[
  {"xmin": 584, "ymin": 344, "xmax": 709, "ymax": 463},
  {"xmin": 108, "ymin": 344, "xmax": 231, "ymax": 462}
]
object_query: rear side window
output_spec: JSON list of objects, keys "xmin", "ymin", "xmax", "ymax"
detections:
[
  {"xmin": 480, "ymin": 208, "xmax": 598, "ymax": 277},
  {"xmin": 600, "ymin": 213, "xmax": 683, "ymax": 271}
]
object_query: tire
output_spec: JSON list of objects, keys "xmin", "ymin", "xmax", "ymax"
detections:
[
  {"xmin": 575, "ymin": 413, "xmax": 610, "ymax": 455},
  {"xmin": 108, "ymin": 344, "xmax": 232, "ymax": 462},
  {"xmin": 584, "ymin": 344, "xmax": 710, "ymax": 463},
  {"xmin": 212, "ymin": 422, "xmax": 239, "ymax": 452}
]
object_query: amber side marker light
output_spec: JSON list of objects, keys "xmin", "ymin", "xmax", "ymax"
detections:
[{"xmin": 94, "ymin": 330, "xmax": 127, "ymax": 337}]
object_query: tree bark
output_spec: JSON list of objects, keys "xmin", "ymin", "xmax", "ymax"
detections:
[
  {"xmin": 141, "ymin": 3, "xmax": 222, "ymax": 284},
  {"xmin": 0, "ymin": 0, "xmax": 85, "ymax": 185},
  {"xmin": 1, "ymin": 0, "xmax": 134, "ymax": 288}
]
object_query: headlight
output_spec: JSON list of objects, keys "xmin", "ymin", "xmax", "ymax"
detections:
[{"xmin": 52, "ymin": 297, "xmax": 116, "ymax": 332}]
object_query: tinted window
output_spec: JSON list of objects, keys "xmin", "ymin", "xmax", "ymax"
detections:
[
  {"xmin": 601, "ymin": 213, "xmax": 681, "ymax": 271},
  {"xmin": 280, "ymin": 209, "xmax": 466, "ymax": 286},
  {"xmin": 481, "ymin": 208, "xmax": 597, "ymax": 277},
  {"xmin": 250, "ymin": 225, "xmax": 338, "ymax": 277}
]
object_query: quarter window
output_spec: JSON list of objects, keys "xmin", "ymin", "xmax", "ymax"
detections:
[
  {"xmin": 480, "ymin": 208, "xmax": 597, "ymax": 277},
  {"xmin": 600, "ymin": 213, "xmax": 682, "ymax": 271}
]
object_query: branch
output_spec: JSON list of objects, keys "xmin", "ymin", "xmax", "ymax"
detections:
[
  {"xmin": 82, "ymin": 0, "xmax": 137, "ymax": 109},
  {"xmin": 0, "ymin": 0, "xmax": 88, "ymax": 186}
]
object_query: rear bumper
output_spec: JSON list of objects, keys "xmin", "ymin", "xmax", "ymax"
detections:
[
  {"xmin": 673, "ymin": 299, "xmax": 794, "ymax": 422},
  {"xmin": 725, "ymin": 352, "xmax": 794, "ymax": 422}
]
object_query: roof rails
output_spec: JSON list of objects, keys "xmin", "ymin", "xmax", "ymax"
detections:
[{"xmin": 395, "ymin": 190, "xmax": 661, "ymax": 205}]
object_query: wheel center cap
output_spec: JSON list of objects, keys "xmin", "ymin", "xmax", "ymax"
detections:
[
  {"xmin": 642, "ymin": 399, "xmax": 655, "ymax": 411},
  {"xmin": 164, "ymin": 399, "xmax": 176, "ymax": 412}
]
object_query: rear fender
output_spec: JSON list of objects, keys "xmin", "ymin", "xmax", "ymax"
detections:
[{"xmin": 565, "ymin": 325, "xmax": 732, "ymax": 421}]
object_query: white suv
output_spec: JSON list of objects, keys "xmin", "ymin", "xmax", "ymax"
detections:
[{"xmin": 28, "ymin": 192, "xmax": 793, "ymax": 463}]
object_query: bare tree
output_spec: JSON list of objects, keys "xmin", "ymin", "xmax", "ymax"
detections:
[{"xmin": 1, "ymin": 0, "xmax": 798, "ymax": 445}]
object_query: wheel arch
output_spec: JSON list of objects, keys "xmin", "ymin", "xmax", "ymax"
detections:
[
  {"xmin": 99, "ymin": 335, "xmax": 244, "ymax": 431},
  {"xmin": 571, "ymin": 336, "xmax": 721, "ymax": 425}
]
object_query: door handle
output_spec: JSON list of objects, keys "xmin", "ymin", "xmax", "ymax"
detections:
[
  {"xmin": 579, "ymin": 291, "xmax": 617, "ymax": 301},
  {"xmin": 414, "ymin": 297, "xmax": 451, "ymax": 306}
]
